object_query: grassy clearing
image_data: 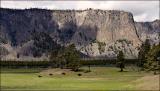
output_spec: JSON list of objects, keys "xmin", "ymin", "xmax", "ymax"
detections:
[{"xmin": 1, "ymin": 66, "xmax": 158, "ymax": 90}]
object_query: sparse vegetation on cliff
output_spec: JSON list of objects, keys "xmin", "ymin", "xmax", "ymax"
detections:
[{"xmin": 97, "ymin": 41, "xmax": 106, "ymax": 54}]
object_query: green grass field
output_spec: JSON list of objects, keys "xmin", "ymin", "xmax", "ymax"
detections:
[{"xmin": 1, "ymin": 66, "xmax": 158, "ymax": 90}]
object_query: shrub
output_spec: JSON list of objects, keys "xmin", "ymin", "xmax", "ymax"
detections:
[{"xmin": 97, "ymin": 41, "xmax": 106, "ymax": 54}]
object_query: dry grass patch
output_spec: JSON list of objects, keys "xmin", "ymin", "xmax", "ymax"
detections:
[{"xmin": 133, "ymin": 75, "xmax": 160, "ymax": 90}]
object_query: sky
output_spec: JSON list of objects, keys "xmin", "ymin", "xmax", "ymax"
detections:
[{"xmin": 1, "ymin": 1, "xmax": 159, "ymax": 22}]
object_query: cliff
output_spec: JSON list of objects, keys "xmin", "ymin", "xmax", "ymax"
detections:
[
  {"xmin": 0, "ymin": 8, "xmax": 159, "ymax": 59},
  {"xmin": 135, "ymin": 20, "xmax": 160, "ymax": 45}
]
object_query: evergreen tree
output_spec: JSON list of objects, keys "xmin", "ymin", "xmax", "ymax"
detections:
[
  {"xmin": 57, "ymin": 47, "xmax": 66, "ymax": 69},
  {"xmin": 64, "ymin": 44, "xmax": 81, "ymax": 71},
  {"xmin": 32, "ymin": 31, "xmax": 60, "ymax": 57},
  {"xmin": 50, "ymin": 49, "xmax": 59, "ymax": 67},
  {"xmin": 49, "ymin": 44, "xmax": 81, "ymax": 71},
  {"xmin": 145, "ymin": 44, "xmax": 160, "ymax": 73},
  {"xmin": 158, "ymin": 33, "xmax": 160, "ymax": 45},
  {"xmin": 117, "ymin": 51, "xmax": 125, "ymax": 72},
  {"xmin": 138, "ymin": 39, "xmax": 151, "ymax": 69},
  {"xmin": 0, "ymin": 55, "xmax": 1, "ymax": 61}
]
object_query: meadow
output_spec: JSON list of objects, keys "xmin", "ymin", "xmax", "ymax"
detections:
[{"xmin": 1, "ymin": 66, "xmax": 159, "ymax": 90}]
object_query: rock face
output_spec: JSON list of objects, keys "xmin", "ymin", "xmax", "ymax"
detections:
[
  {"xmin": 0, "ymin": 8, "xmax": 159, "ymax": 59},
  {"xmin": 135, "ymin": 20, "xmax": 160, "ymax": 45}
]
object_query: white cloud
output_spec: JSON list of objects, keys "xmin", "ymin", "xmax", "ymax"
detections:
[
  {"xmin": 1, "ymin": 1, "xmax": 159, "ymax": 22},
  {"xmin": 1, "ymin": 1, "xmax": 57, "ymax": 9}
]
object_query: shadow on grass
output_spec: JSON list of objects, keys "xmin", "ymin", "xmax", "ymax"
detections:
[{"xmin": 118, "ymin": 70, "xmax": 129, "ymax": 72}]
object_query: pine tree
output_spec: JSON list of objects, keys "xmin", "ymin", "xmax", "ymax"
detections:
[
  {"xmin": 138, "ymin": 39, "xmax": 151, "ymax": 69},
  {"xmin": 117, "ymin": 51, "xmax": 125, "ymax": 72},
  {"xmin": 158, "ymin": 33, "xmax": 160, "ymax": 45},
  {"xmin": 0, "ymin": 55, "xmax": 1, "ymax": 61},
  {"xmin": 64, "ymin": 44, "xmax": 81, "ymax": 71},
  {"xmin": 50, "ymin": 44, "xmax": 81, "ymax": 71},
  {"xmin": 50, "ymin": 49, "xmax": 59, "ymax": 68},
  {"xmin": 145, "ymin": 44, "xmax": 160, "ymax": 73}
]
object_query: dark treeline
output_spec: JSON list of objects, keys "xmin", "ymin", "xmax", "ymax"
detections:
[
  {"xmin": 0, "ymin": 59, "xmax": 139, "ymax": 68},
  {"xmin": 0, "ymin": 61, "xmax": 50, "ymax": 68}
]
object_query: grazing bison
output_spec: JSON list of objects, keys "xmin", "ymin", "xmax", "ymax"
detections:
[
  {"xmin": 78, "ymin": 73, "xmax": 82, "ymax": 76},
  {"xmin": 49, "ymin": 73, "xmax": 53, "ymax": 76},
  {"xmin": 62, "ymin": 72, "xmax": 66, "ymax": 75},
  {"xmin": 38, "ymin": 75, "xmax": 42, "ymax": 77}
]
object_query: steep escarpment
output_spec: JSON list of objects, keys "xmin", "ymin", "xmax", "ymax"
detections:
[
  {"xmin": 0, "ymin": 8, "xmax": 159, "ymax": 59},
  {"xmin": 51, "ymin": 9, "xmax": 142, "ymax": 58},
  {"xmin": 135, "ymin": 20, "xmax": 160, "ymax": 45}
]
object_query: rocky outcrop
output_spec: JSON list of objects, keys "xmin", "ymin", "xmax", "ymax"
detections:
[
  {"xmin": 135, "ymin": 20, "xmax": 160, "ymax": 45},
  {"xmin": 0, "ymin": 8, "xmax": 159, "ymax": 59}
]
